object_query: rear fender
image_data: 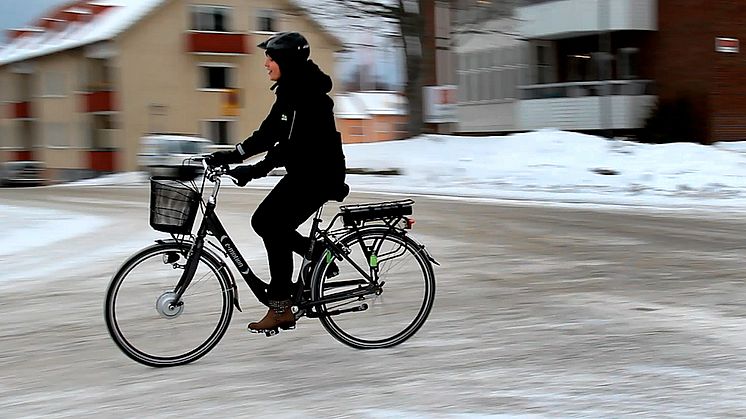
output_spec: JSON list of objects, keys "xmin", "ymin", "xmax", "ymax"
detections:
[{"xmin": 334, "ymin": 226, "xmax": 439, "ymax": 266}]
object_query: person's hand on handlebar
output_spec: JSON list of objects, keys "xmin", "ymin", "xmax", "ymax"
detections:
[
  {"xmin": 225, "ymin": 164, "xmax": 266, "ymax": 187},
  {"xmin": 205, "ymin": 149, "xmax": 242, "ymax": 167}
]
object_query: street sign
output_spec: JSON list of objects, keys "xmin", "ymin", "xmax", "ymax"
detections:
[{"xmin": 424, "ymin": 85, "xmax": 457, "ymax": 124}]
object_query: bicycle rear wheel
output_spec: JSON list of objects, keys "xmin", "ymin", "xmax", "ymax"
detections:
[
  {"xmin": 104, "ymin": 242, "xmax": 234, "ymax": 367},
  {"xmin": 311, "ymin": 228, "xmax": 435, "ymax": 349}
]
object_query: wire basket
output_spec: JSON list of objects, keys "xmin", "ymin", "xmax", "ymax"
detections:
[{"xmin": 149, "ymin": 177, "xmax": 201, "ymax": 235}]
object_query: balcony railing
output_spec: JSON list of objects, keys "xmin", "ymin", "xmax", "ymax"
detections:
[
  {"xmin": 89, "ymin": 149, "xmax": 116, "ymax": 172},
  {"xmin": 519, "ymin": 80, "xmax": 655, "ymax": 100},
  {"xmin": 14, "ymin": 150, "xmax": 33, "ymax": 161},
  {"xmin": 80, "ymin": 90, "xmax": 116, "ymax": 113},
  {"xmin": 186, "ymin": 31, "xmax": 249, "ymax": 54},
  {"xmin": 517, "ymin": 80, "xmax": 657, "ymax": 130},
  {"xmin": 9, "ymin": 101, "xmax": 32, "ymax": 119}
]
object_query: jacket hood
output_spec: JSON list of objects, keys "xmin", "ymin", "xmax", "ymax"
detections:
[{"xmin": 274, "ymin": 60, "xmax": 332, "ymax": 97}]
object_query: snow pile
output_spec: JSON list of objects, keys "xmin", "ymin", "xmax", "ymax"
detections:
[
  {"xmin": 65, "ymin": 129, "xmax": 746, "ymax": 210},
  {"xmin": 340, "ymin": 130, "xmax": 746, "ymax": 209}
]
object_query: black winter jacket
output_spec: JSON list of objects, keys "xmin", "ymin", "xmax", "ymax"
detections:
[{"xmin": 234, "ymin": 60, "xmax": 346, "ymax": 193}]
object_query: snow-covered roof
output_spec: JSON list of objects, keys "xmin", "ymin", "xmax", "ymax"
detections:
[
  {"xmin": 0, "ymin": 0, "xmax": 344, "ymax": 67},
  {"xmin": 335, "ymin": 91, "xmax": 407, "ymax": 119},
  {"xmin": 0, "ymin": 0, "xmax": 165, "ymax": 66},
  {"xmin": 334, "ymin": 94, "xmax": 370, "ymax": 119}
]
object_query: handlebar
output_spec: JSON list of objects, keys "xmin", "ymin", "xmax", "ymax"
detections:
[{"xmin": 175, "ymin": 154, "xmax": 228, "ymax": 184}]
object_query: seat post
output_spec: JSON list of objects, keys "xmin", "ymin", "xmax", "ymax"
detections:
[
  {"xmin": 312, "ymin": 205, "xmax": 324, "ymax": 227},
  {"xmin": 305, "ymin": 206, "xmax": 325, "ymax": 256}
]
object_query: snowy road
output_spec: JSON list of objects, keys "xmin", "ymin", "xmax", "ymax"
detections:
[{"xmin": 2, "ymin": 184, "xmax": 746, "ymax": 417}]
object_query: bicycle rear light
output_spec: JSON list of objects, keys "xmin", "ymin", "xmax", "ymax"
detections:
[{"xmin": 403, "ymin": 216, "xmax": 415, "ymax": 229}]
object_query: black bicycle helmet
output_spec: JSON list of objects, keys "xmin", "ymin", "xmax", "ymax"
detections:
[{"xmin": 258, "ymin": 32, "xmax": 310, "ymax": 67}]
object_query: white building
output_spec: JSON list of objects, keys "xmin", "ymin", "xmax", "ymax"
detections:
[{"xmin": 454, "ymin": 0, "xmax": 658, "ymax": 135}]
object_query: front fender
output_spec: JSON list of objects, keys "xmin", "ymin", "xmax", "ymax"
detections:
[{"xmin": 155, "ymin": 238, "xmax": 242, "ymax": 311}]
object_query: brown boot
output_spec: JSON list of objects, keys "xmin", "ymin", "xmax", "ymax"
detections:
[{"xmin": 248, "ymin": 300, "xmax": 296, "ymax": 332}]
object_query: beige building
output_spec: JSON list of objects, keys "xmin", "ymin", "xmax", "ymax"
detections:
[{"xmin": 0, "ymin": 0, "xmax": 343, "ymax": 181}]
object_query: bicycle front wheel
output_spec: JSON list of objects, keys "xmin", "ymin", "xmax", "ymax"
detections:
[
  {"xmin": 104, "ymin": 242, "xmax": 234, "ymax": 367},
  {"xmin": 312, "ymin": 228, "xmax": 435, "ymax": 349}
]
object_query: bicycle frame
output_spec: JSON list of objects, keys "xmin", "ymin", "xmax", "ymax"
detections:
[
  {"xmin": 169, "ymin": 174, "xmax": 269, "ymax": 306},
  {"xmin": 171, "ymin": 171, "xmax": 385, "ymax": 313}
]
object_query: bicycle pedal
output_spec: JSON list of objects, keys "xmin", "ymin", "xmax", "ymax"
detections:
[{"xmin": 247, "ymin": 326, "xmax": 278, "ymax": 335}]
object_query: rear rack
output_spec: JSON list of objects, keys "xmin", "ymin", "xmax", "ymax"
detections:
[{"xmin": 340, "ymin": 199, "xmax": 414, "ymax": 227}]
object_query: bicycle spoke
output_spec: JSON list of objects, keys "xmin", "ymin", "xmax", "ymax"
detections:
[
  {"xmin": 105, "ymin": 244, "xmax": 233, "ymax": 367},
  {"xmin": 313, "ymin": 229, "xmax": 435, "ymax": 349}
]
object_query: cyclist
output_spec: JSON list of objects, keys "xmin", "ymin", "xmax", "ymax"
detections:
[{"xmin": 206, "ymin": 32, "xmax": 347, "ymax": 332}]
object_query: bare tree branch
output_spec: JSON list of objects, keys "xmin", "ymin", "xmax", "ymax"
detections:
[{"xmin": 299, "ymin": 0, "xmax": 523, "ymax": 137}]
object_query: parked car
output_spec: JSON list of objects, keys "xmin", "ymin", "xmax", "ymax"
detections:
[
  {"xmin": 0, "ymin": 161, "xmax": 46, "ymax": 187},
  {"xmin": 138, "ymin": 134, "xmax": 213, "ymax": 179}
]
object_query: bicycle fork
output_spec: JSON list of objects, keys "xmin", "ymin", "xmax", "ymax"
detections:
[{"xmin": 171, "ymin": 235, "xmax": 206, "ymax": 306}]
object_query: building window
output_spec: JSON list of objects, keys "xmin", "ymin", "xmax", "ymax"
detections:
[
  {"xmin": 349, "ymin": 123, "xmax": 364, "ymax": 137},
  {"xmin": 79, "ymin": 120, "xmax": 91, "ymax": 148},
  {"xmin": 458, "ymin": 73, "xmax": 467, "ymax": 102},
  {"xmin": 457, "ymin": 45, "xmax": 528, "ymax": 103},
  {"xmin": 506, "ymin": 67, "xmax": 517, "ymax": 99},
  {"xmin": 536, "ymin": 45, "xmax": 551, "ymax": 84},
  {"xmin": 487, "ymin": 49, "xmax": 500, "ymax": 99},
  {"xmin": 479, "ymin": 70, "xmax": 489, "ymax": 101},
  {"xmin": 567, "ymin": 53, "xmax": 593, "ymax": 82},
  {"xmin": 46, "ymin": 122, "xmax": 68, "ymax": 147},
  {"xmin": 44, "ymin": 72, "xmax": 66, "ymax": 96},
  {"xmin": 200, "ymin": 64, "xmax": 234, "ymax": 89},
  {"xmin": 593, "ymin": 52, "xmax": 614, "ymax": 81},
  {"xmin": 204, "ymin": 120, "xmax": 233, "ymax": 145},
  {"xmin": 86, "ymin": 59, "xmax": 112, "ymax": 90},
  {"xmin": 376, "ymin": 121, "xmax": 389, "ymax": 135},
  {"xmin": 618, "ymin": 47, "xmax": 639, "ymax": 79},
  {"xmin": 468, "ymin": 53, "xmax": 478, "ymax": 102},
  {"xmin": 92, "ymin": 114, "xmax": 115, "ymax": 149},
  {"xmin": 192, "ymin": 5, "xmax": 231, "ymax": 32},
  {"xmin": 256, "ymin": 9, "xmax": 277, "ymax": 33},
  {"xmin": 20, "ymin": 74, "xmax": 33, "ymax": 101}
]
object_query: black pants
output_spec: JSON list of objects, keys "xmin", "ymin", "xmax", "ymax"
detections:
[{"xmin": 251, "ymin": 175, "xmax": 328, "ymax": 301}]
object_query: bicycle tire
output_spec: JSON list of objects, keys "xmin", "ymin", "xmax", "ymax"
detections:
[
  {"xmin": 311, "ymin": 227, "xmax": 435, "ymax": 349},
  {"xmin": 104, "ymin": 242, "xmax": 234, "ymax": 367}
]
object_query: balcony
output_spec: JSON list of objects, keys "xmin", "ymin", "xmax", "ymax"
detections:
[
  {"xmin": 89, "ymin": 149, "xmax": 116, "ymax": 172},
  {"xmin": 9, "ymin": 101, "xmax": 32, "ymax": 119},
  {"xmin": 14, "ymin": 150, "xmax": 34, "ymax": 161},
  {"xmin": 518, "ymin": 0, "xmax": 657, "ymax": 40},
  {"xmin": 80, "ymin": 90, "xmax": 116, "ymax": 113},
  {"xmin": 186, "ymin": 31, "xmax": 249, "ymax": 55},
  {"xmin": 521, "ymin": 79, "xmax": 654, "ymax": 99},
  {"xmin": 518, "ymin": 80, "xmax": 657, "ymax": 130}
]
